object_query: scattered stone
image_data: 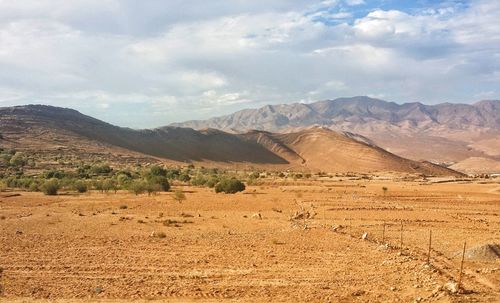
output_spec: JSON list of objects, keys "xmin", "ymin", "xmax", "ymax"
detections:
[
  {"xmin": 289, "ymin": 210, "xmax": 316, "ymax": 220},
  {"xmin": 378, "ymin": 244, "xmax": 389, "ymax": 250},
  {"xmin": 352, "ymin": 290, "xmax": 365, "ymax": 296},
  {"xmin": 444, "ymin": 282, "xmax": 458, "ymax": 294},
  {"xmin": 361, "ymin": 232, "xmax": 368, "ymax": 240},
  {"xmin": 252, "ymin": 213, "xmax": 263, "ymax": 219}
]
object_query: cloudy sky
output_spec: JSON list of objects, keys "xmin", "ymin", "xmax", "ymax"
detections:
[{"xmin": 0, "ymin": 0, "xmax": 499, "ymax": 128}]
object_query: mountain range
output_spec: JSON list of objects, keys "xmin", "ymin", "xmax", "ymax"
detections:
[
  {"xmin": 171, "ymin": 96, "xmax": 500, "ymax": 173},
  {"xmin": 0, "ymin": 104, "xmax": 463, "ymax": 176}
]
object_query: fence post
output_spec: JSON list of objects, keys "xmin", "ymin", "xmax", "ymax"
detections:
[
  {"xmin": 400, "ymin": 220, "xmax": 403, "ymax": 252},
  {"xmin": 458, "ymin": 241, "xmax": 467, "ymax": 291},
  {"xmin": 427, "ymin": 230, "xmax": 432, "ymax": 265}
]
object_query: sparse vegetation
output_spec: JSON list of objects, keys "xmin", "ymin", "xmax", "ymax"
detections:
[
  {"xmin": 214, "ymin": 178, "xmax": 245, "ymax": 194},
  {"xmin": 173, "ymin": 189, "xmax": 186, "ymax": 203},
  {"xmin": 73, "ymin": 180, "xmax": 88, "ymax": 193},
  {"xmin": 129, "ymin": 180, "xmax": 147, "ymax": 195},
  {"xmin": 41, "ymin": 179, "xmax": 60, "ymax": 195}
]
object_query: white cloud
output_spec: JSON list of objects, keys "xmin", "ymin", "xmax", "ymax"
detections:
[
  {"xmin": 345, "ymin": 0, "xmax": 365, "ymax": 6},
  {"xmin": 0, "ymin": 0, "xmax": 499, "ymax": 127}
]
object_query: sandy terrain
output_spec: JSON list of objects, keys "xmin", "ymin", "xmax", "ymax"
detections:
[{"xmin": 1, "ymin": 178, "xmax": 499, "ymax": 302}]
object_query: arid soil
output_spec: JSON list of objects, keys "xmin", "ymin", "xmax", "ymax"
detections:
[{"xmin": 1, "ymin": 178, "xmax": 499, "ymax": 302}]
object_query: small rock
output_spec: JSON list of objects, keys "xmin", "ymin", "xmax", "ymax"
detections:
[
  {"xmin": 378, "ymin": 244, "xmax": 389, "ymax": 250},
  {"xmin": 361, "ymin": 232, "xmax": 368, "ymax": 240},
  {"xmin": 252, "ymin": 213, "xmax": 263, "ymax": 219},
  {"xmin": 15, "ymin": 230, "xmax": 23, "ymax": 235},
  {"xmin": 444, "ymin": 281, "xmax": 458, "ymax": 294}
]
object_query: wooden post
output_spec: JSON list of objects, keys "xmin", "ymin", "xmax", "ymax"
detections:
[
  {"xmin": 427, "ymin": 230, "xmax": 432, "ymax": 265},
  {"xmin": 458, "ymin": 241, "xmax": 467, "ymax": 291},
  {"xmin": 0, "ymin": 266, "xmax": 3, "ymax": 296},
  {"xmin": 382, "ymin": 221, "xmax": 386, "ymax": 243},
  {"xmin": 400, "ymin": 220, "xmax": 403, "ymax": 252}
]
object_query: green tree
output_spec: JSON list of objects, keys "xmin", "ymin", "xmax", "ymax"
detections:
[{"xmin": 214, "ymin": 178, "xmax": 245, "ymax": 194}]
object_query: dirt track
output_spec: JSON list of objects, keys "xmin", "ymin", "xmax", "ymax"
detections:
[{"xmin": 1, "ymin": 178, "xmax": 499, "ymax": 302}]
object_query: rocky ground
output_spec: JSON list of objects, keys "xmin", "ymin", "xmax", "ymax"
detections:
[{"xmin": 1, "ymin": 178, "xmax": 499, "ymax": 302}]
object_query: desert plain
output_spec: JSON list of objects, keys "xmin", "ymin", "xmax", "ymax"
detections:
[{"xmin": 1, "ymin": 176, "xmax": 499, "ymax": 303}]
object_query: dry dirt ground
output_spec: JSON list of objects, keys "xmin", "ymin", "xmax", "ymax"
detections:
[{"xmin": 1, "ymin": 178, "xmax": 499, "ymax": 302}]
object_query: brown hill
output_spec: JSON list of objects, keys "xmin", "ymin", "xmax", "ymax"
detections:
[
  {"xmin": 171, "ymin": 96, "xmax": 500, "ymax": 172},
  {"xmin": 243, "ymin": 128, "xmax": 461, "ymax": 175},
  {"xmin": 449, "ymin": 157, "xmax": 500, "ymax": 175},
  {"xmin": 0, "ymin": 105, "xmax": 462, "ymax": 176},
  {"xmin": 0, "ymin": 105, "xmax": 287, "ymax": 165}
]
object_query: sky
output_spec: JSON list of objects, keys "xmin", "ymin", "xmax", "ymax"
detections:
[{"xmin": 0, "ymin": 0, "xmax": 499, "ymax": 128}]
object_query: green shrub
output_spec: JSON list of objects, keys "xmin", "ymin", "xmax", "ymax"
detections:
[
  {"xmin": 73, "ymin": 181, "xmax": 88, "ymax": 193},
  {"xmin": 190, "ymin": 175, "xmax": 207, "ymax": 186},
  {"xmin": 91, "ymin": 164, "xmax": 112, "ymax": 175},
  {"xmin": 9, "ymin": 152, "xmax": 27, "ymax": 167},
  {"xmin": 145, "ymin": 182, "xmax": 162, "ymax": 196},
  {"xmin": 206, "ymin": 177, "xmax": 217, "ymax": 188},
  {"xmin": 147, "ymin": 176, "xmax": 170, "ymax": 191},
  {"xmin": 249, "ymin": 171, "xmax": 260, "ymax": 179},
  {"xmin": 28, "ymin": 182, "xmax": 40, "ymax": 192},
  {"xmin": 102, "ymin": 179, "xmax": 117, "ymax": 193},
  {"xmin": 214, "ymin": 178, "xmax": 245, "ymax": 194},
  {"xmin": 116, "ymin": 173, "xmax": 131, "ymax": 186},
  {"xmin": 41, "ymin": 179, "xmax": 60, "ymax": 195},
  {"xmin": 165, "ymin": 169, "xmax": 180, "ymax": 179},
  {"xmin": 147, "ymin": 165, "xmax": 167, "ymax": 177},
  {"xmin": 94, "ymin": 179, "xmax": 117, "ymax": 193},
  {"xmin": 173, "ymin": 189, "xmax": 186, "ymax": 203},
  {"xmin": 178, "ymin": 173, "xmax": 191, "ymax": 182},
  {"xmin": 129, "ymin": 180, "xmax": 147, "ymax": 195},
  {"xmin": 44, "ymin": 170, "xmax": 66, "ymax": 179}
]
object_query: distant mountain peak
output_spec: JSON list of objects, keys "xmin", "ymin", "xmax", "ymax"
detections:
[{"xmin": 171, "ymin": 96, "xmax": 500, "ymax": 133}]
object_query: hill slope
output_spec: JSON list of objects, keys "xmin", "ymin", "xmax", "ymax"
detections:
[
  {"xmin": 171, "ymin": 96, "xmax": 500, "ymax": 166},
  {"xmin": 0, "ymin": 105, "xmax": 287, "ymax": 165},
  {"xmin": 0, "ymin": 105, "xmax": 461, "ymax": 175}
]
